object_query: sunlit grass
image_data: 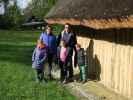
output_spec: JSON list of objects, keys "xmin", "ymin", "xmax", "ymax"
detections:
[{"xmin": 0, "ymin": 30, "xmax": 76, "ymax": 100}]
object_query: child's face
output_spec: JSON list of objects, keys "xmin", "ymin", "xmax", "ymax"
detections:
[
  {"xmin": 60, "ymin": 41, "xmax": 65, "ymax": 47},
  {"xmin": 37, "ymin": 42, "xmax": 45, "ymax": 48},
  {"xmin": 76, "ymin": 45, "xmax": 81, "ymax": 50}
]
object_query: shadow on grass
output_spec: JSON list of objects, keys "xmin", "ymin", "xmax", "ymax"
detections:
[{"xmin": 0, "ymin": 43, "xmax": 35, "ymax": 66}]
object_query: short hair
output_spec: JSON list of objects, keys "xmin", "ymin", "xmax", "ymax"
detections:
[
  {"xmin": 76, "ymin": 43, "xmax": 81, "ymax": 48},
  {"xmin": 64, "ymin": 23, "xmax": 72, "ymax": 31},
  {"xmin": 65, "ymin": 23, "xmax": 70, "ymax": 26},
  {"xmin": 45, "ymin": 24, "xmax": 52, "ymax": 30}
]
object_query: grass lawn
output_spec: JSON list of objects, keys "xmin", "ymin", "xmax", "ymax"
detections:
[{"xmin": 0, "ymin": 30, "xmax": 76, "ymax": 100}]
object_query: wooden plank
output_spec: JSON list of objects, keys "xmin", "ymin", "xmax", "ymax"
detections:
[{"xmin": 77, "ymin": 34, "xmax": 133, "ymax": 99}]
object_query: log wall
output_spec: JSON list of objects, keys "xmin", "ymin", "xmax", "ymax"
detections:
[{"xmin": 75, "ymin": 27, "xmax": 133, "ymax": 99}]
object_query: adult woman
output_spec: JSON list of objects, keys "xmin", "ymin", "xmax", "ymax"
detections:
[{"xmin": 39, "ymin": 25, "xmax": 57, "ymax": 80}]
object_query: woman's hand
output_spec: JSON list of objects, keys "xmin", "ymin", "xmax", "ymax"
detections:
[{"xmin": 61, "ymin": 30, "xmax": 65, "ymax": 34}]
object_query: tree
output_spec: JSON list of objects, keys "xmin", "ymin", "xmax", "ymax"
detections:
[
  {"xmin": 0, "ymin": 1, "xmax": 25, "ymax": 29},
  {"xmin": 25, "ymin": 0, "xmax": 57, "ymax": 19},
  {"xmin": 7, "ymin": 3, "xmax": 24, "ymax": 26}
]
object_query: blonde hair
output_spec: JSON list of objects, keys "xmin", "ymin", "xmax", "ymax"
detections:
[{"xmin": 37, "ymin": 40, "xmax": 45, "ymax": 45}]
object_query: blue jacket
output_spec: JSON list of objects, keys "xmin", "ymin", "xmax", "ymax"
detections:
[
  {"xmin": 39, "ymin": 32, "xmax": 57, "ymax": 55},
  {"xmin": 32, "ymin": 47, "xmax": 47, "ymax": 70}
]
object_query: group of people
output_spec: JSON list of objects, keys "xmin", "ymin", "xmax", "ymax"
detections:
[{"xmin": 32, "ymin": 23, "xmax": 87, "ymax": 84}]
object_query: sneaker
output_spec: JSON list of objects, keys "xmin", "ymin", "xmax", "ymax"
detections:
[
  {"xmin": 62, "ymin": 80, "xmax": 67, "ymax": 84},
  {"xmin": 36, "ymin": 79, "xmax": 40, "ymax": 83},
  {"xmin": 81, "ymin": 80, "xmax": 87, "ymax": 84},
  {"xmin": 58, "ymin": 80, "xmax": 63, "ymax": 84}
]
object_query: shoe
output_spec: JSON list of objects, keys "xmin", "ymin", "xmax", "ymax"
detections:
[
  {"xmin": 36, "ymin": 79, "xmax": 40, "ymax": 83},
  {"xmin": 81, "ymin": 80, "xmax": 87, "ymax": 84},
  {"xmin": 48, "ymin": 75, "xmax": 53, "ymax": 80},
  {"xmin": 41, "ymin": 80, "xmax": 47, "ymax": 84},
  {"xmin": 68, "ymin": 78, "xmax": 73, "ymax": 82},
  {"xmin": 62, "ymin": 80, "xmax": 67, "ymax": 84},
  {"xmin": 58, "ymin": 80, "xmax": 63, "ymax": 84},
  {"xmin": 77, "ymin": 79, "xmax": 82, "ymax": 83},
  {"xmin": 42, "ymin": 78, "xmax": 48, "ymax": 83}
]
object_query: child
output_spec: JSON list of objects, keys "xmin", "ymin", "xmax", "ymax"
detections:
[
  {"xmin": 76, "ymin": 43, "xmax": 86, "ymax": 83},
  {"xmin": 32, "ymin": 40, "xmax": 47, "ymax": 83},
  {"xmin": 57, "ymin": 40, "xmax": 71, "ymax": 84}
]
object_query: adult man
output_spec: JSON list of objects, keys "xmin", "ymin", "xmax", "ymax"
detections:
[{"xmin": 57, "ymin": 23, "xmax": 77, "ymax": 80}]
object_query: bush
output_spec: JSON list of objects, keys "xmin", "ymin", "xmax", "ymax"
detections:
[
  {"xmin": 0, "ymin": 4, "xmax": 25, "ymax": 29},
  {"xmin": 52, "ymin": 24, "xmax": 64, "ymax": 35},
  {"xmin": 0, "ymin": 15, "xmax": 13, "ymax": 29}
]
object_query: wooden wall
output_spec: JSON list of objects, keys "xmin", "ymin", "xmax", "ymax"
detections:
[{"xmin": 74, "ymin": 26, "xmax": 133, "ymax": 99}]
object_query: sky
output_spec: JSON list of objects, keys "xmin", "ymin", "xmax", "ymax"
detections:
[
  {"xmin": 17, "ymin": 0, "xmax": 31, "ymax": 9},
  {"xmin": 0, "ymin": 2, "xmax": 4, "ymax": 14},
  {"xmin": 0, "ymin": 0, "xmax": 31, "ymax": 14}
]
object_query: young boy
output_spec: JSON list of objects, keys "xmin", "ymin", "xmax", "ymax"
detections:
[
  {"xmin": 32, "ymin": 40, "xmax": 47, "ymax": 83},
  {"xmin": 57, "ymin": 40, "xmax": 71, "ymax": 84},
  {"xmin": 76, "ymin": 43, "xmax": 86, "ymax": 83}
]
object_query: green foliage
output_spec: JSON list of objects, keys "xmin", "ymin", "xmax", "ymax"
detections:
[
  {"xmin": 6, "ymin": 4, "xmax": 24, "ymax": 26},
  {"xmin": 47, "ymin": 0, "xmax": 57, "ymax": 8},
  {"xmin": 52, "ymin": 24, "xmax": 64, "ymax": 35},
  {"xmin": 0, "ymin": 1, "xmax": 25, "ymax": 29},
  {"xmin": 0, "ymin": 15, "xmax": 12, "ymax": 29},
  {"xmin": 0, "ymin": 0, "xmax": 8, "ymax": 3},
  {"xmin": 26, "ymin": 0, "xmax": 58, "ymax": 19}
]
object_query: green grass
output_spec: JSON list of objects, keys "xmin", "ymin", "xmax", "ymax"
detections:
[{"xmin": 0, "ymin": 30, "xmax": 76, "ymax": 100}]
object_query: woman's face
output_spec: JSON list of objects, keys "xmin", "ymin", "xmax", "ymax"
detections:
[
  {"xmin": 46, "ymin": 27, "xmax": 52, "ymax": 34},
  {"xmin": 64, "ymin": 25, "xmax": 70, "ymax": 32}
]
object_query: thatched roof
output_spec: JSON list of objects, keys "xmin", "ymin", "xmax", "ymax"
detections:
[{"xmin": 45, "ymin": 0, "xmax": 133, "ymax": 29}]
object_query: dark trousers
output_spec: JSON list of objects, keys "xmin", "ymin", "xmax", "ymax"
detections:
[
  {"xmin": 73, "ymin": 46, "xmax": 77, "ymax": 67},
  {"xmin": 68, "ymin": 47, "xmax": 74, "ymax": 79},
  {"xmin": 59, "ymin": 61, "xmax": 67, "ymax": 81},
  {"xmin": 48, "ymin": 53, "xmax": 53, "ymax": 78},
  {"xmin": 36, "ymin": 69, "xmax": 44, "ymax": 81},
  {"xmin": 68, "ymin": 64, "xmax": 73, "ymax": 78}
]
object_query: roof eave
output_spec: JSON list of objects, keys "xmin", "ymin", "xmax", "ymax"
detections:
[{"xmin": 45, "ymin": 15, "xmax": 133, "ymax": 29}]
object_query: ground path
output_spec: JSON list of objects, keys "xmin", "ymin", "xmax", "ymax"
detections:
[{"xmin": 52, "ymin": 67, "xmax": 129, "ymax": 100}]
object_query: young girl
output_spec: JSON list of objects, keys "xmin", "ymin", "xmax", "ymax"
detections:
[
  {"xmin": 32, "ymin": 40, "xmax": 47, "ymax": 83},
  {"xmin": 76, "ymin": 43, "xmax": 86, "ymax": 83},
  {"xmin": 57, "ymin": 40, "xmax": 71, "ymax": 84}
]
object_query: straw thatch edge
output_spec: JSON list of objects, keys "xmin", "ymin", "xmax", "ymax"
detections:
[{"xmin": 45, "ymin": 15, "xmax": 133, "ymax": 29}]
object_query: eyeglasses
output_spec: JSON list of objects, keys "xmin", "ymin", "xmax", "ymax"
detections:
[{"xmin": 65, "ymin": 27, "xmax": 69, "ymax": 29}]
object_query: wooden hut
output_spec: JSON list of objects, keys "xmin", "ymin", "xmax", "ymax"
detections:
[{"xmin": 45, "ymin": 0, "xmax": 133, "ymax": 99}]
